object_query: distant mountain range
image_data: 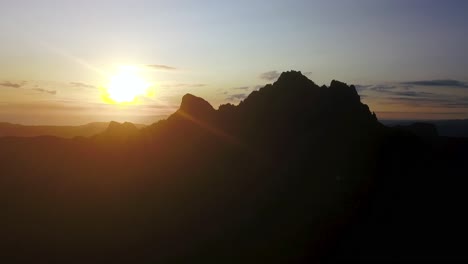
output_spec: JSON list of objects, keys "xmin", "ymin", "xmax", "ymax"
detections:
[
  {"xmin": 1, "ymin": 71, "xmax": 467, "ymax": 263},
  {"xmin": 2, "ymin": 114, "xmax": 466, "ymax": 140},
  {"xmin": 0, "ymin": 121, "xmax": 146, "ymax": 138},
  {"xmin": 381, "ymin": 119, "xmax": 468, "ymax": 138}
]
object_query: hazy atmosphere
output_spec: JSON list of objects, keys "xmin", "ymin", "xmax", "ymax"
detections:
[
  {"xmin": 2, "ymin": 1, "xmax": 468, "ymax": 262},
  {"xmin": 1, "ymin": 0, "xmax": 467, "ymax": 124}
]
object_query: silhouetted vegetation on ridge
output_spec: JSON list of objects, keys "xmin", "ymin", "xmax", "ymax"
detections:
[{"xmin": 0, "ymin": 71, "xmax": 467, "ymax": 263}]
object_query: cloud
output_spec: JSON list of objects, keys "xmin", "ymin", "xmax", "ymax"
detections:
[
  {"xmin": 370, "ymin": 84, "xmax": 398, "ymax": 91},
  {"xmin": 401, "ymin": 79, "xmax": 468, "ymax": 88},
  {"xmin": 366, "ymin": 88, "xmax": 435, "ymax": 97},
  {"xmin": 69, "ymin": 82, "xmax": 96, "ymax": 89},
  {"xmin": 385, "ymin": 96, "xmax": 468, "ymax": 108},
  {"xmin": 259, "ymin": 71, "xmax": 281, "ymax": 81},
  {"xmin": 354, "ymin": 85, "xmax": 372, "ymax": 92},
  {"xmin": 0, "ymin": 81, "xmax": 23, "ymax": 88},
  {"xmin": 253, "ymin": 85, "xmax": 264, "ymax": 90},
  {"xmin": 375, "ymin": 88, "xmax": 468, "ymax": 108},
  {"xmin": 159, "ymin": 83, "xmax": 206, "ymax": 88},
  {"xmin": 357, "ymin": 80, "xmax": 468, "ymax": 110},
  {"xmin": 390, "ymin": 91, "xmax": 436, "ymax": 97},
  {"xmin": 146, "ymin": 64, "xmax": 177, "ymax": 71},
  {"xmin": 303, "ymin": 72, "xmax": 313, "ymax": 77},
  {"xmin": 32, "ymin": 88, "xmax": 57, "ymax": 95},
  {"xmin": 0, "ymin": 101, "xmax": 90, "ymax": 113},
  {"xmin": 231, "ymin": 85, "xmax": 263, "ymax": 92},
  {"xmin": 356, "ymin": 84, "xmax": 398, "ymax": 92},
  {"xmin": 226, "ymin": 93, "xmax": 247, "ymax": 101},
  {"xmin": 378, "ymin": 111, "xmax": 467, "ymax": 115},
  {"xmin": 233, "ymin": 86, "xmax": 250, "ymax": 90},
  {"xmin": 1, "ymin": 80, "xmax": 56, "ymax": 94},
  {"xmin": 188, "ymin": 83, "xmax": 206, "ymax": 87}
]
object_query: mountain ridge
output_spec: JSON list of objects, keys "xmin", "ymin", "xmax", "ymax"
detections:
[{"xmin": 0, "ymin": 70, "xmax": 467, "ymax": 263}]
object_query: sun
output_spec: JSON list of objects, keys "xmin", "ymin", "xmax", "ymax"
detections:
[{"xmin": 102, "ymin": 66, "xmax": 153, "ymax": 104}]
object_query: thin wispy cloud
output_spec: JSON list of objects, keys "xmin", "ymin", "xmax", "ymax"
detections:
[
  {"xmin": 233, "ymin": 86, "xmax": 250, "ymax": 90},
  {"xmin": 355, "ymin": 84, "xmax": 400, "ymax": 92},
  {"xmin": 69, "ymin": 82, "xmax": 96, "ymax": 89},
  {"xmin": 401, "ymin": 79, "xmax": 468, "ymax": 88},
  {"xmin": 259, "ymin": 71, "xmax": 281, "ymax": 81},
  {"xmin": 384, "ymin": 95, "xmax": 468, "ymax": 108},
  {"xmin": 389, "ymin": 91, "xmax": 436, "ymax": 97},
  {"xmin": 159, "ymin": 83, "xmax": 206, "ymax": 88},
  {"xmin": 0, "ymin": 101, "xmax": 90, "ymax": 112},
  {"xmin": 188, "ymin": 83, "xmax": 206, "ymax": 87},
  {"xmin": 253, "ymin": 85, "xmax": 264, "ymax": 90},
  {"xmin": 32, "ymin": 88, "xmax": 57, "ymax": 95},
  {"xmin": 146, "ymin": 64, "xmax": 177, "ymax": 71},
  {"xmin": 354, "ymin": 85, "xmax": 373, "ymax": 92},
  {"xmin": 226, "ymin": 93, "xmax": 247, "ymax": 101},
  {"xmin": 355, "ymin": 79, "xmax": 468, "ymax": 93},
  {"xmin": 0, "ymin": 81, "xmax": 23, "ymax": 88},
  {"xmin": 357, "ymin": 80, "xmax": 468, "ymax": 111},
  {"xmin": 1, "ymin": 81, "xmax": 56, "ymax": 95}
]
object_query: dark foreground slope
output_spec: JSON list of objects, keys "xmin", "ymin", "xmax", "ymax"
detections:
[{"xmin": 0, "ymin": 71, "xmax": 467, "ymax": 263}]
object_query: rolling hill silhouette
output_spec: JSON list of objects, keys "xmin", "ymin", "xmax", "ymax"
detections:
[
  {"xmin": 0, "ymin": 121, "xmax": 146, "ymax": 138},
  {"xmin": 1, "ymin": 71, "xmax": 467, "ymax": 263}
]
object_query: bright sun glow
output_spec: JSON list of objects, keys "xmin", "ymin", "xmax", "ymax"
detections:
[{"xmin": 102, "ymin": 66, "xmax": 153, "ymax": 104}]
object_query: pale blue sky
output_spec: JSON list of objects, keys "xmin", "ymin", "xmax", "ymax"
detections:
[{"xmin": 0, "ymin": 0, "xmax": 467, "ymax": 124}]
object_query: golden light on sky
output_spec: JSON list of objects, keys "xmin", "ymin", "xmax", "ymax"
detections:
[
  {"xmin": 0, "ymin": 1, "xmax": 467, "ymax": 125},
  {"xmin": 101, "ymin": 66, "xmax": 154, "ymax": 104}
]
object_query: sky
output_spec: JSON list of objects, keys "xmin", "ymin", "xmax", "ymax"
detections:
[{"xmin": 0, "ymin": 0, "xmax": 467, "ymax": 125}]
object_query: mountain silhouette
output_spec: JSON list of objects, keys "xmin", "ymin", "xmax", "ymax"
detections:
[
  {"xmin": 0, "ymin": 71, "xmax": 467, "ymax": 263},
  {"xmin": 178, "ymin": 93, "xmax": 215, "ymax": 118},
  {"xmin": 94, "ymin": 121, "xmax": 140, "ymax": 142}
]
